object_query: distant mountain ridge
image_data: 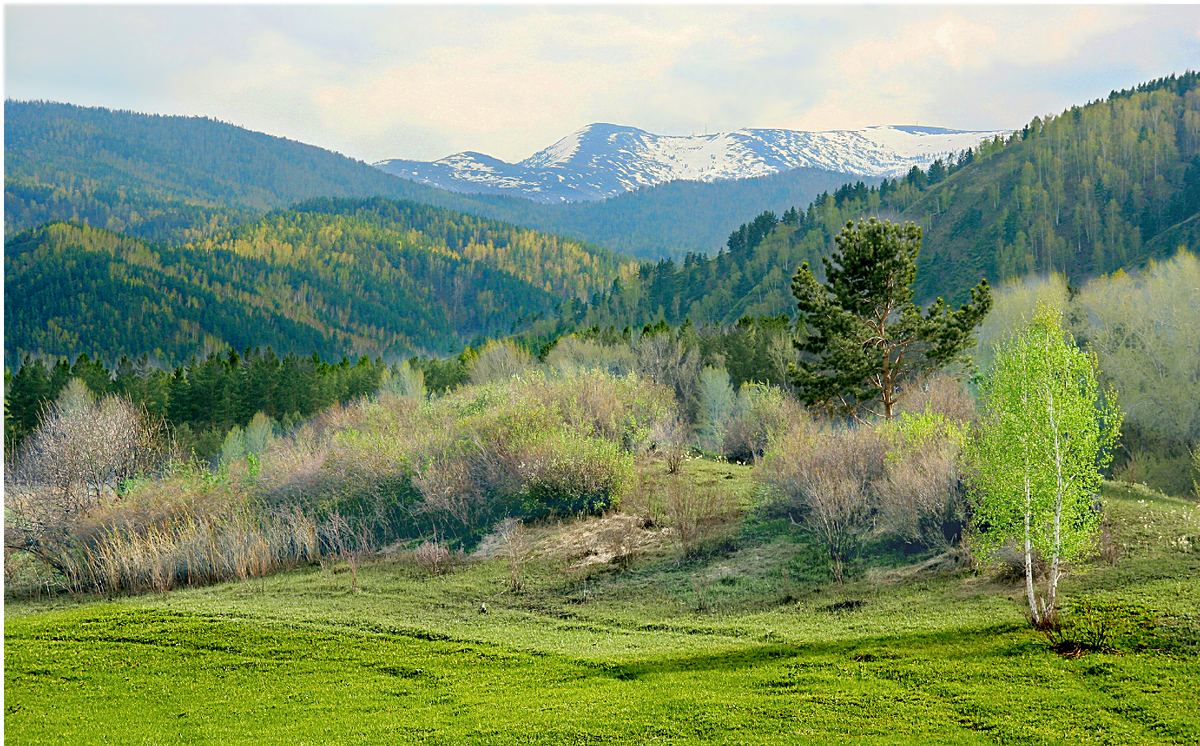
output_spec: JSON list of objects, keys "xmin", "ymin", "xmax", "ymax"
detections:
[
  {"xmin": 374, "ymin": 123, "xmax": 1008, "ymax": 203},
  {"xmin": 5, "ymin": 100, "xmax": 872, "ymax": 259}
]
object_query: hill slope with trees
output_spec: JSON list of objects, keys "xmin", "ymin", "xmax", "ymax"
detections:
[
  {"xmin": 578, "ymin": 73, "xmax": 1200, "ymax": 329},
  {"xmin": 4, "ymin": 194, "xmax": 637, "ymax": 363}
]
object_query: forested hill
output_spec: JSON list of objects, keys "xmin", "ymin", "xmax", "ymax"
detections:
[
  {"xmin": 5, "ymin": 100, "xmax": 864, "ymax": 259},
  {"xmin": 3, "ymin": 100, "xmax": 448, "ymax": 211},
  {"xmin": 579, "ymin": 73, "xmax": 1200, "ymax": 328},
  {"xmin": 905, "ymin": 73, "xmax": 1200, "ymax": 301},
  {"xmin": 4, "ymin": 194, "xmax": 632, "ymax": 363},
  {"xmin": 3, "ymin": 99, "xmax": 465, "ymax": 244}
]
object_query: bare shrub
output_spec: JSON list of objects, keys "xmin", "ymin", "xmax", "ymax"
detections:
[
  {"xmin": 723, "ymin": 384, "xmax": 808, "ymax": 464},
  {"xmin": 51, "ymin": 497, "xmax": 333, "ymax": 596},
  {"xmin": 621, "ymin": 470, "xmax": 667, "ymax": 528},
  {"xmin": 875, "ymin": 406, "xmax": 971, "ymax": 550},
  {"xmin": 414, "ymin": 539, "xmax": 451, "ymax": 576},
  {"xmin": 664, "ymin": 477, "xmax": 740, "ymax": 557},
  {"xmin": 469, "ymin": 339, "xmax": 536, "ymax": 385},
  {"xmin": 993, "ymin": 541, "xmax": 1048, "ymax": 583},
  {"xmin": 602, "ymin": 515, "xmax": 642, "ymax": 569},
  {"xmin": 413, "ymin": 453, "xmax": 488, "ymax": 530},
  {"xmin": 635, "ymin": 332, "xmax": 702, "ymax": 421},
  {"xmin": 5, "ymin": 379, "xmax": 171, "ymax": 578},
  {"xmin": 529, "ymin": 370, "xmax": 673, "ymax": 450},
  {"xmin": 650, "ymin": 414, "xmax": 690, "ymax": 474},
  {"xmin": 895, "ymin": 374, "xmax": 978, "ymax": 426},
  {"xmin": 496, "ymin": 518, "xmax": 529, "ymax": 591},
  {"xmin": 875, "ymin": 440, "xmax": 965, "ymax": 550},
  {"xmin": 759, "ymin": 425, "xmax": 887, "ymax": 584}
]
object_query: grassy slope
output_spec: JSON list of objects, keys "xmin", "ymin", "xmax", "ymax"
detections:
[{"xmin": 6, "ymin": 465, "xmax": 1200, "ymax": 745}]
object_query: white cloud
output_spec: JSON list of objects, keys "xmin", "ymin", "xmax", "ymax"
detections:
[{"xmin": 5, "ymin": 5, "xmax": 1199, "ymax": 163}]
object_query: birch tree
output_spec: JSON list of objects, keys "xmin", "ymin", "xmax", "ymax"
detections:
[{"xmin": 970, "ymin": 305, "xmax": 1122, "ymax": 626}]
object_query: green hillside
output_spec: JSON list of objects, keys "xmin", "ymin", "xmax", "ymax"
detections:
[
  {"xmin": 3, "ymin": 196, "xmax": 615, "ymax": 362},
  {"xmin": 907, "ymin": 72, "xmax": 1200, "ymax": 301},
  {"xmin": 579, "ymin": 73, "xmax": 1200, "ymax": 329},
  {"xmin": 4, "ymin": 100, "xmax": 864, "ymax": 260}
]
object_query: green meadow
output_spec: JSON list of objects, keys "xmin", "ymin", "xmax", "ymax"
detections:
[{"xmin": 6, "ymin": 462, "xmax": 1199, "ymax": 745}]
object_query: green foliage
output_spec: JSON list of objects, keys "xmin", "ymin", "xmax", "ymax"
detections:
[
  {"xmin": 521, "ymin": 428, "xmax": 633, "ymax": 518},
  {"xmin": 880, "ymin": 409, "xmax": 966, "ymax": 465},
  {"xmin": 696, "ymin": 366, "xmax": 736, "ymax": 454},
  {"xmin": 912, "ymin": 72, "xmax": 1200, "ymax": 302},
  {"xmin": 975, "ymin": 252, "xmax": 1199, "ymax": 496},
  {"xmin": 1053, "ymin": 598, "xmax": 1159, "ymax": 653},
  {"xmin": 970, "ymin": 272, "xmax": 1070, "ymax": 376},
  {"xmin": 4, "ymin": 348, "xmax": 390, "ymax": 458},
  {"xmin": 698, "ymin": 314, "xmax": 797, "ymax": 390},
  {"xmin": 790, "ymin": 218, "xmax": 991, "ymax": 419},
  {"xmin": 2, "ymin": 99, "xmax": 451, "ymax": 219},
  {"xmin": 3, "ymin": 204, "xmax": 591, "ymax": 363},
  {"xmin": 1068, "ymin": 251, "xmax": 1200, "ymax": 455},
  {"xmin": 970, "ymin": 305, "xmax": 1124, "ymax": 624}
]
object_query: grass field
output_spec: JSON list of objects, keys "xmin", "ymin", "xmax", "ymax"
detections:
[{"xmin": 6, "ymin": 461, "xmax": 1200, "ymax": 745}]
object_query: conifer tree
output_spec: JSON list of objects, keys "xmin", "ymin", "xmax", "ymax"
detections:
[{"xmin": 789, "ymin": 218, "xmax": 991, "ymax": 420}]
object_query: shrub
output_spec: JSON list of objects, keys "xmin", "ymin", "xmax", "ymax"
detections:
[
  {"xmin": 521, "ymin": 429, "xmax": 633, "ymax": 518},
  {"xmin": 635, "ymin": 332, "xmax": 702, "ymax": 422},
  {"xmin": 545, "ymin": 337, "xmax": 637, "ymax": 377},
  {"xmin": 664, "ymin": 477, "xmax": 740, "ymax": 558},
  {"xmin": 1050, "ymin": 598, "xmax": 1157, "ymax": 654},
  {"xmin": 895, "ymin": 374, "xmax": 978, "ymax": 426},
  {"xmin": 495, "ymin": 518, "xmax": 529, "ymax": 591},
  {"xmin": 723, "ymin": 383, "xmax": 807, "ymax": 464},
  {"xmin": 469, "ymin": 339, "xmax": 537, "ymax": 385},
  {"xmin": 414, "ymin": 539, "xmax": 451, "ymax": 576},
  {"xmin": 381, "ymin": 360, "xmax": 427, "ymax": 400},
  {"xmin": 696, "ymin": 366, "xmax": 735, "ymax": 455},
  {"xmin": 534, "ymin": 370, "xmax": 673, "ymax": 451},
  {"xmin": 759, "ymin": 425, "xmax": 887, "ymax": 583},
  {"xmin": 650, "ymin": 414, "xmax": 689, "ymax": 474},
  {"xmin": 875, "ymin": 408, "xmax": 970, "ymax": 550},
  {"xmin": 875, "ymin": 439, "xmax": 965, "ymax": 550},
  {"xmin": 4, "ymin": 379, "xmax": 172, "ymax": 580}
]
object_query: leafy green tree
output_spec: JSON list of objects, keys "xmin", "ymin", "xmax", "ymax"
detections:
[
  {"xmin": 970, "ymin": 305, "xmax": 1122, "ymax": 627},
  {"xmin": 789, "ymin": 218, "xmax": 992, "ymax": 420}
]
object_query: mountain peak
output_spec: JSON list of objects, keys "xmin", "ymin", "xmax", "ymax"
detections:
[{"xmin": 375, "ymin": 123, "xmax": 1009, "ymax": 204}]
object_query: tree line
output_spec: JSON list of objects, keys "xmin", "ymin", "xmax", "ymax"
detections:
[{"xmin": 4, "ymin": 349, "xmax": 390, "ymax": 459}]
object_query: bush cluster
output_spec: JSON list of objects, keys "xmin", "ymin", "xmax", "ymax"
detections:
[
  {"xmin": 756, "ymin": 376, "xmax": 974, "ymax": 582},
  {"xmin": 5, "ymin": 369, "xmax": 675, "ymax": 595}
]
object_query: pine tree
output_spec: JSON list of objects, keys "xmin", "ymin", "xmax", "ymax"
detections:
[{"xmin": 789, "ymin": 218, "xmax": 991, "ymax": 420}]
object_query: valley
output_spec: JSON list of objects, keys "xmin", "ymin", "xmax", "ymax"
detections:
[{"xmin": 5, "ymin": 61, "xmax": 1200, "ymax": 746}]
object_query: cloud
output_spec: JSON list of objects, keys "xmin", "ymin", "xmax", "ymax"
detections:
[{"xmin": 5, "ymin": 5, "xmax": 1199, "ymax": 163}]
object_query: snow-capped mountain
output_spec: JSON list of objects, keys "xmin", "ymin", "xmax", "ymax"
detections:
[{"xmin": 373, "ymin": 123, "xmax": 1008, "ymax": 204}]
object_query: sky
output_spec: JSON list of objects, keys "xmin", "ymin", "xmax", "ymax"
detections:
[{"xmin": 5, "ymin": 4, "xmax": 1200, "ymax": 165}]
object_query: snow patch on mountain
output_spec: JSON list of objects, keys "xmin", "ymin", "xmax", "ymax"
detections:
[{"xmin": 374, "ymin": 123, "xmax": 1008, "ymax": 204}]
